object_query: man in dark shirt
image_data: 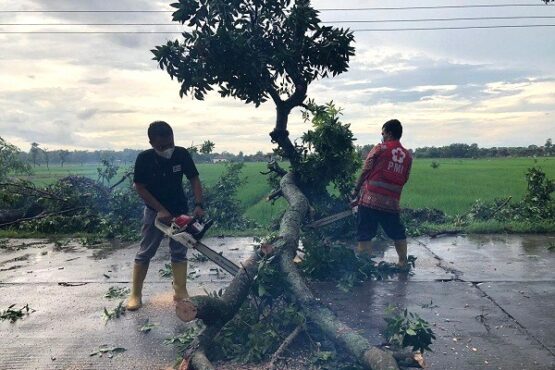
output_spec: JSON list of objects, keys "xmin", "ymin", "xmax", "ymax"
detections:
[{"xmin": 127, "ymin": 121, "xmax": 204, "ymax": 311}]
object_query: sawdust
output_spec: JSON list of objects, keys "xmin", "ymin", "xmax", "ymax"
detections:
[{"xmin": 148, "ymin": 290, "xmax": 175, "ymax": 309}]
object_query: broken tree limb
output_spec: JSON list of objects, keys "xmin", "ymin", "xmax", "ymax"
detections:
[
  {"xmin": 178, "ymin": 172, "xmax": 405, "ymax": 370},
  {"xmin": 276, "ymin": 174, "xmax": 400, "ymax": 370},
  {"xmin": 267, "ymin": 188, "xmax": 283, "ymax": 202}
]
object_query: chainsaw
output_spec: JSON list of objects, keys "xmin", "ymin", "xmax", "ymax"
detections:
[
  {"xmin": 305, "ymin": 199, "xmax": 358, "ymax": 229},
  {"xmin": 155, "ymin": 215, "xmax": 240, "ymax": 276}
]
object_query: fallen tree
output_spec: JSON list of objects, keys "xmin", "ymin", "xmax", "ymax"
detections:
[{"xmin": 176, "ymin": 169, "xmax": 419, "ymax": 370}]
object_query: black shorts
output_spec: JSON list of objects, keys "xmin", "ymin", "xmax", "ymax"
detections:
[{"xmin": 357, "ymin": 205, "xmax": 406, "ymax": 241}]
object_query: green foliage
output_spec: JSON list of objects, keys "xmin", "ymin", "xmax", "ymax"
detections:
[
  {"xmin": 212, "ymin": 298, "xmax": 304, "ymax": 364},
  {"xmin": 0, "ymin": 304, "xmax": 34, "ymax": 323},
  {"xmin": 104, "ymin": 286, "xmax": 130, "ymax": 299},
  {"xmin": 300, "ymin": 232, "xmax": 360, "ymax": 280},
  {"xmin": 523, "ymin": 167, "xmax": 554, "ymax": 206},
  {"xmin": 466, "ymin": 167, "xmax": 554, "ymax": 223},
  {"xmin": 200, "ymin": 140, "xmax": 215, "ymax": 154},
  {"xmin": 208, "ymin": 254, "xmax": 304, "ymax": 364},
  {"xmin": 153, "ymin": 0, "xmax": 354, "ymax": 106},
  {"xmin": 0, "ymin": 137, "xmax": 31, "ymax": 181},
  {"xmin": 294, "ymin": 101, "xmax": 361, "ymax": 200},
  {"xmin": 164, "ymin": 324, "xmax": 201, "ymax": 353},
  {"xmin": 300, "ymin": 230, "xmax": 413, "ymax": 290},
  {"xmin": 5, "ymin": 172, "xmax": 142, "ymax": 241},
  {"xmin": 385, "ymin": 308, "xmax": 436, "ymax": 353},
  {"xmin": 96, "ymin": 157, "xmax": 119, "ymax": 186},
  {"xmin": 430, "ymin": 161, "xmax": 440, "ymax": 169},
  {"xmin": 253, "ymin": 254, "xmax": 287, "ymax": 300},
  {"xmin": 204, "ymin": 162, "xmax": 253, "ymax": 230}
]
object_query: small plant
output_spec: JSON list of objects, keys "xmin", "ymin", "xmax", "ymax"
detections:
[
  {"xmin": 103, "ymin": 301, "xmax": 126, "ymax": 321},
  {"xmin": 385, "ymin": 309, "xmax": 435, "ymax": 353},
  {"xmin": 96, "ymin": 157, "xmax": 119, "ymax": 186},
  {"xmin": 90, "ymin": 345, "xmax": 126, "ymax": 358},
  {"xmin": 159, "ymin": 263, "xmax": 172, "ymax": 278},
  {"xmin": 430, "ymin": 161, "xmax": 440, "ymax": 169},
  {"xmin": 0, "ymin": 304, "xmax": 35, "ymax": 323},
  {"xmin": 104, "ymin": 286, "xmax": 130, "ymax": 299}
]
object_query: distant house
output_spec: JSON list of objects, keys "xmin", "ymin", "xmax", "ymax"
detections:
[{"xmin": 212, "ymin": 158, "xmax": 229, "ymax": 163}]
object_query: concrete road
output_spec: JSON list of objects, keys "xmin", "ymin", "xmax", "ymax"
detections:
[{"xmin": 1, "ymin": 234, "xmax": 554, "ymax": 369}]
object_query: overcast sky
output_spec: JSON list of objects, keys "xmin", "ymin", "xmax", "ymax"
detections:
[{"xmin": 0, "ymin": 0, "xmax": 554, "ymax": 154}]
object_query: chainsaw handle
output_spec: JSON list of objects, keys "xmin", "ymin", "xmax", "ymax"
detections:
[{"xmin": 154, "ymin": 217, "xmax": 174, "ymax": 237}]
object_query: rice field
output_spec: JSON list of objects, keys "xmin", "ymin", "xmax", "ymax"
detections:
[{"xmin": 22, "ymin": 157, "xmax": 555, "ymax": 226}]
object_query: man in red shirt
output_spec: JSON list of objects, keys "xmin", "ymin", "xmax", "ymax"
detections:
[{"xmin": 353, "ymin": 119, "xmax": 413, "ymax": 269}]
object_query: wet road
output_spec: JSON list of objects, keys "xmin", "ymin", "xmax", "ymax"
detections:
[{"xmin": 1, "ymin": 234, "xmax": 554, "ymax": 369}]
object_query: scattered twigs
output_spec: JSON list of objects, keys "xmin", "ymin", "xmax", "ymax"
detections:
[{"xmin": 267, "ymin": 323, "xmax": 305, "ymax": 370}]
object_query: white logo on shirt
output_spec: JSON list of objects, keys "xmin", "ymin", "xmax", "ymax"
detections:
[{"xmin": 391, "ymin": 148, "xmax": 406, "ymax": 164}]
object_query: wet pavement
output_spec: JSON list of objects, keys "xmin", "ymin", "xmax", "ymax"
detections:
[{"xmin": 1, "ymin": 234, "xmax": 554, "ymax": 369}]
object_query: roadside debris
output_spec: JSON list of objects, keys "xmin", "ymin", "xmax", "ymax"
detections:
[
  {"xmin": 103, "ymin": 301, "xmax": 126, "ymax": 321},
  {"xmin": 0, "ymin": 304, "xmax": 35, "ymax": 323},
  {"xmin": 140, "ymin": 319, "xmax": 157, "ymax": 333},
  {"xmin": 89, "ymin": 345, "xmax": 126, "ymax": 358},
  {"xmin": 159, "ymin": 263, "xmax": 172, "ymax": 278},
  {"xmin": 104, "ymin": 286, "xmax": 130, "ymax": 299}
]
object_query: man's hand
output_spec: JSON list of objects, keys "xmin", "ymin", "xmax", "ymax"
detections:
[
  {"xmin": 193, "ymin": 206, "xmax": 205, "ymax": 218},
  {"xmin": 157, "ymin": 209, "xmax": 173, "ymax": 224}
]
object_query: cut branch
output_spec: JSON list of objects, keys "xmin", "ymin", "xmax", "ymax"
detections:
[{"xmin": 267, "ymin": 323, "xmax": 304, "ymax": 370}]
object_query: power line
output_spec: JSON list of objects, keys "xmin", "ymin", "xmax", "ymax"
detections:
[
  {"xmin": 3, "ymin": 16, "xmax": 555, "ymax": 26},
  {"xmin": 0, "ymin": 3, "xmax": 552, "ymax": 13},
  {"xmin": 1, "ymin": 24, "xmax": 555, "ymax": 33}
]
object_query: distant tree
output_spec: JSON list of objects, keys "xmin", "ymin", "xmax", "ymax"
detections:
[
  {"xmin": 59, "ymin": 150, "xmax": 70, "ymax": 167},
  {"xmin": 545, "ymin": 138, "xmax": 553, "ymax": 156},
  {"xmin": 0, "ymin": 137, "xmax": 31, "ymax": 181},
  {"xmin": 200, "ymin": 140, "xmax": 215, "ymax": 155},
  {"xmin": 43, "ymin": 148, "xmax": 50, "ymax": 169},
  {"xmin": 30, "ymin": 142, "xmax": 41, "ymax": 167}
]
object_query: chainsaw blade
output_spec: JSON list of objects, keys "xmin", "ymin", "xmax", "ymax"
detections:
[
  {"xmin": 155, "ymin": 218, "xmax": 240, "ymax": 276},
  {"xmin": 306, "ymin": 208, "xmax": 355, "ymax": 229}
]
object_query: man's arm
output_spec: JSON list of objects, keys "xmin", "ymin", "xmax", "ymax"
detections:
[
  {"xmin": 189, "ymin": 175, "xmax": 205, "ymax": 218},
  {"xmin": 352, "ymin": 145, "xmax": 382, "ymax": 197},
  {"xmin": 353, "ymin": 159, "xmax": 374, "ymax": 197},
  {"xmin": 134, "ymin": 182, "xmax": 172, "ymax": 222}
]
